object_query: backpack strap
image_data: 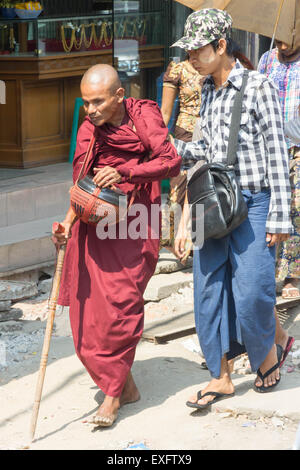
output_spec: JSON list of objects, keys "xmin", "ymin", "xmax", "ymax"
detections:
[{"xmin": 226, "ymin": 70, "xmax": 249, "ymax": 167}]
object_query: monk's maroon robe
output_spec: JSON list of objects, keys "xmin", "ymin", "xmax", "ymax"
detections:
[{"xmin": 58, "ymin": 98, "xmax": 181, "ymax": 397}]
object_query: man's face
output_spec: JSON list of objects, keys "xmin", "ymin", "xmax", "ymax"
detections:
[
  {"xmin": 188, "ymin": 43, "xmax": 220, "ymax": 75},
  {"xmin": 276, "ymin": 40, "xmax": 300, "ymax": 63},
  {"xmin": 81, "ymin": 82, "xmax": 122, "ymax": 127}
]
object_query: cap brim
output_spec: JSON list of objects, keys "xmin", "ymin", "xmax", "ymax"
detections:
[{"xmin": 170, "ymin": 36, "xmax": 212, "ymax": 50}]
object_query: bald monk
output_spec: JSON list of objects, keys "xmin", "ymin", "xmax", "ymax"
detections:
[{"xmin": 53, "ymin": 64, "xmax": 181, "ymax": 427}]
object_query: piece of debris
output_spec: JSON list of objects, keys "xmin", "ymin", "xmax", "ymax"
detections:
[
  {"xmin": 271, "ymin": 417, "xmax": 284, "ymax": 428},
  {"xmin": 126, "ymin": 443, "xmax": 149, "ymax": 450},
  {"xmin": 292, "ymin": 341, "xmax": 300, "ymax": 352},
  {"xmin": 233, "ymin": 354, "xmax": 252, "ymax": 375},
  {"xmin": 241, "ymin": 422, "xmax": 256, "ymax": 427},
  {"xmin": 292, "ymin": 349, "xmax": 300, "ymax": 359},
  {"xmin": 218, "ymin": 412, "xmax": 233, "ymax": 419},
  {"xmin": 181, "ymin": 338, "xmax": 202, "ymax": 355},
  {"xmin": 119, "ymin": 439, "xmax": 134, "ymax": 449}
]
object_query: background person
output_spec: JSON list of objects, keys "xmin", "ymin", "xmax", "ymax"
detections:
[
  {"xmin": 160, "ymin": 57, "xmax": 204, "ymax": 250},
  {"xmin": 258, "ymin": 40, "xmax": 300, "ymax": 301}
]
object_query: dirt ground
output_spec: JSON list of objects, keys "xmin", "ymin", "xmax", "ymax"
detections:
[{"xmin": 0, "ymin": 319, "xmax": 299, "ymax": 451}]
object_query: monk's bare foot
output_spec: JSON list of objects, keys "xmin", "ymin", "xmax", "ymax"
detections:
[
  {"xmin": 254, "ymin": 344, "xmax": 280, "ymax": 389},
  {"xmin": 187, "ymin": 376, "xmax": 234, "ymax": 407},
  {"xmin": 120, "ymin": 372, "xmax": 140, "ymax": 406},
  {"xmin": 93, "ymin": 395, "xmax": 120, "ymax": 427}
]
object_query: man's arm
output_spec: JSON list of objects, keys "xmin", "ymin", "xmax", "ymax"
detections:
[
  {"xmin": 173, "ymin": 137, "xmax": 206, "ymax": 169},
  {"xmin": 256, "ymin": 78, "xmax": 292, "ymax": 235},
  {"xmin": 116, "ymin": 102, "xmax": 182, "ymax": 183},
  {"xmin": 161, "ymin": 85, "xmax": 178, "ymax": 127}
]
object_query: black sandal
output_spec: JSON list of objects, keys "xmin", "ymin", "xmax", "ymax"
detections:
[
  {"xmin": 254, "ymin": 344, "xmax": 283, "ymax": 394},
  {"xmin": 186, "ymin": 390, "xmax": 235, "ymax": 409}
]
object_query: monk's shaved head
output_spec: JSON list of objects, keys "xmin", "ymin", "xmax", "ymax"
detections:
[
  {"xmin": 80, "ymin": 64, "xmax": 125, "ymax": 127},
  {"xmin": 81, "ymin": 64, "xmax": 122, "ymax": 95}
]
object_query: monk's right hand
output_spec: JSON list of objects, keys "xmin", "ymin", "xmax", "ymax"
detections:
[
  {"xmin": 51, "ymin": 221, "xmax": 73, "ymax": 248},
  {"xmin": 51, "ymin": 208, "xmax": 77, "ymax": 248}
]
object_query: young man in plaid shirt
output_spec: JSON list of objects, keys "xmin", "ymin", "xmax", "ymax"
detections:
[{"xmin": 172, "ymin": 9, "xmax": 292, "ymax": 407}]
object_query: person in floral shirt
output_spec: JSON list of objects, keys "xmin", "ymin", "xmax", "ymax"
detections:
[{"xmin": 160, "ymin": 59, "xmax": 204, "ymax": 249}]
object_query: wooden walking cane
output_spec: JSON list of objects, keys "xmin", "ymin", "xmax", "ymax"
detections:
[{"xmin": 29, "ymin": 222, "xmax": 67, "ymax": 443}]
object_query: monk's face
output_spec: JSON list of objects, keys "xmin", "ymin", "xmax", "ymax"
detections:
[
  {"xmin": 81, "ymin": 82, "xmax": 124, "ymax": 127},
  {"xmin": 276, "ymin": 40, "xmax": 300, "ymax": 63}
]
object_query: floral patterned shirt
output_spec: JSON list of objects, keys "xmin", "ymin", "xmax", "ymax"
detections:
[{"xmin": 163, "ymin": 60, "xmax": 204, "ymax": 134}]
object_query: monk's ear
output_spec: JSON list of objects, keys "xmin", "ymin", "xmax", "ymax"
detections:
[{"xmin": 116, "ymin": 87, "xmax": 125, "ymax": 103}]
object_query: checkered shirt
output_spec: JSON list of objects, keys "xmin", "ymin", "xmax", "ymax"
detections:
[{"xmin": 174, "ymin": 60, "xmax": 292, "ymax": 234}]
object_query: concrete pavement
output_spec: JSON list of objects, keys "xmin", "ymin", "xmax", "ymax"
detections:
[
  {"xmin": 0, "ymin": 250, "xmax": 299, "ymax": 450},
  {"xmin": 0, "ymin": 302, "xmax": 299, "ymax": 450}
]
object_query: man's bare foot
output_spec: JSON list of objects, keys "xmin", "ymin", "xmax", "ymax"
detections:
[
  {"xmin": 91, "ymin": 372, "xmax": 140, "ymax": 426},
  {"xmin": 254, "ymin": 344, "xmax": 280, "ymax": 389},
  {"xmin": 120, "ymin": 372, "xmax": 140, "ymax": 407},
  {"xmin": 93, "ymin": 395, "xmax": 120, "ymax": 427},
  {"xmin": 187, "ymin": 376, "xmax": 235, "ymax": 407}
]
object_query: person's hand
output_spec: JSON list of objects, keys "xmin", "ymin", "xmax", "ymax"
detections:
[
  {"xmin": 266, "ymin": 232, "xmax": 290, "ymax": 247},
  {"xmin": 174, "ymin": 218, "xmax": 190, "ymax": 264},
  {"xmin": 51, "ymin": 208, "xmax": 77, "ymax": 252},
  {"xmin": 51, "ymin": 221, "xmax": 73, "ymax": 248},
  {"xmin": 93, "ymin": 167, "xmax": 122, "ymax": 188}
]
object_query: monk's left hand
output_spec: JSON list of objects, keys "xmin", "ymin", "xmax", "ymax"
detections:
[
  {"xmin": 266, "ymin": 232, "xmax": 290, "ymax": 247},
  {"xmin": 93, "ymin": 167, "xmax": 122, "ymax": 188}
]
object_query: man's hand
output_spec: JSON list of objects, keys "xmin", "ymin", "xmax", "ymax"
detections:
[
  {"xmin": 51, "ymin": 221, "xmax": 73, "ymax": 248},
  {"xmin": 51, "ymin": 207, "xmax": 77, "ymax": 248},
  {"xmin": 174, "ymin": 211, "xmax": 191, "ymax": 265},
  {"xmin": 266, "ymin": 232, "xmax": 290, "ymax": 247},
  {"xmin": 174, "ymin": 230, "xmax": 188, "ymax": 264},
  {"xmin": 93, "ymin": 167, "xmax": 122, "ymax": 188}
]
